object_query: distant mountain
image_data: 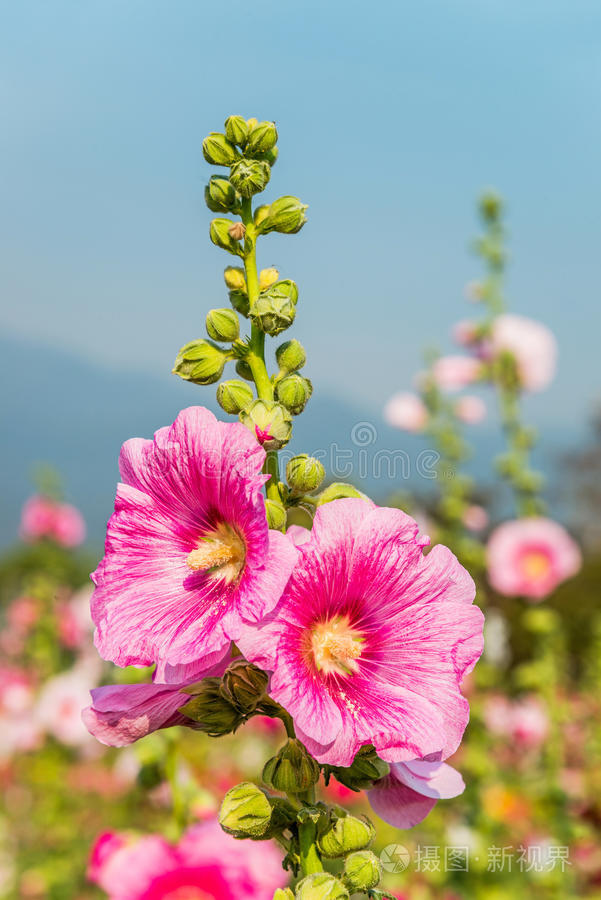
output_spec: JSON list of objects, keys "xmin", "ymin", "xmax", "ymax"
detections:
[{"xmin": 0, "ymin": 334, "xmax": 578, "ymax": 551}]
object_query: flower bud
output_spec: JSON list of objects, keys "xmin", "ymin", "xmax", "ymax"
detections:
[
  {"xmin": 246, "ymin": 117, "xmax": 258, "ymax": 130},
  {"xmin": 250, "ymin": 294, "xmax": 296, "ymax": 337},
  {"xmin": 224, "ymin": 115, "xmax": 249, "ymax": 146},
  {"xmin": 229, "ymin": 159, "xmax": 271, "ymax": 198},
  {"xmin": 286, "ymin": 455, "xmax": 325, "ymax": 496},
  {"xmin": 273, "ymin": 890, "xmax": 295, "ymax": 900},
  {"xmin": 219, "ymin": 782, "xmax": 272, "ymax": 838},
  {"xmin": 343, "ymin": 851, "xmax": 381, "ymax": 891},
  {"xmin": 255, "ymin": 146, "xmax": 278, "ymax": 167},
  {"xmin": 178, "ymin": 678, "xmax": 244, "ymax": 736},
  {"xmin": 220, "ymin": 659, "xmax": 268, "ymax": 714},
  {"xmin": 316, "ymin": 483, "xmax": 368, "ymax": 506},
  {"xmin": 295, "ymin": 874, "xmax": 349, "ymax": 900},
  {"xmin": 259, "ymin": 196, "xmax": 308, "ymax": 234},
  {"xmin": 229, "ymin": 289, "xmax": 250, "ymax": 318},
  {"xmin": 329, "ymin": 747, "xmax": 389, "ymax": 791},
  {"xmin": 265, "ymin": 498, "xmax": 287, "ymax": 531},
  {"xmin": 210, "ymin": 218, "xmax": 244, "ymax": 255},
  {"xmin": 217, "ymin": 379, "xmax": 254, "ymax": 415},
  {"xmin": 172, "ymin": 339, "xmax": 228, "ymax": 385},
  {"xmin": 263, "ymin": 739, "xmax": 320, "ymax": 794},
  {"xmin": 240, "ymin": 400, "xmax": 292, "ymax": 450},
  {"xmin": 202, "ymin": 132, "xmax": 240, "ymax": 167},
  {"xmin": 276, "ymin": 339, "xmax": 306, "ymax": 373},
  {"xmin": 275, "ymin": 374, "xmax": 313, "ymax": 415},
  {"xmin": 206, "ymin": 308, "xmax": 240, "ymax": 343},
  {"xmin": 317, "ymin": 815, "xmax": 375, "ymax": 859},
  {"xmin": 246, "ymin": 120, "xmax": 278, "ymax": 155},
  {"xmin": 235, "ymin": 359, "xmax": 254, "ymax": 381},
  {"xmin": 224, "ymin": 266, "xmax": 247, "ymax": 292},
  {"xmin": 205, "ymin": 176, "xmax": 238, "ymax": 213},
  {"xmin": 259, "ymin": 267, "xmax": 279, "ymax": 291},
  {"xmin": 228, "ymin": 222, "xmax": 246, "ymax": 241},
  {"xmin": 254, "ymin": 204, "xmax": 271, "ymax": 228},
  {"xmin": 479, "ymin": 190, "xmax": 502, "ymax": 222}
]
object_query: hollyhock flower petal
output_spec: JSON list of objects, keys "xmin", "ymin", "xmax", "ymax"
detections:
[
  {"xmin": 238, "ymin": 499, "xmax": 483, "ymax": 767},
  {"xmin": 84, "ymin": 655, "xmax": 229, "ymax": 747},
  {"xmin": 454, "ymin": 395, "xmax": 487, "ymax": 425},
  {"xmin": 368, "ymin": 759, "xmax": 464, "ymax": 828},
  {"xmin": 490, "ymin": 314, "xmax": 557, "ymax": 392},
  {"xmin": 486, "ymin": 517, "xmax": 581, "ymax": 600},
  {"xmin": 52, "ymin": 502, "xmax": 86, "ymax": 547},
  {"xmin": 384, "ymin": 392, "xmax": 428, "ymax": 432},
  {"xmin": 432, "ymin": 356, "xmax": 482, "ymax": 392},
  {"xmin": 92, "ymin": 406, "xmax": 297, "ymax": 671}
]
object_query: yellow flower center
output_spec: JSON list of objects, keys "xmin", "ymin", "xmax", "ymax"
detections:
[
  {"xmin": 309, "ymin": 616, "xmax": 363, "ymax": 677},
  {"xmin": 186, "ymin": 522, "xmax": 246, "ymax": 584},
  {"xmin": 521, "ymin": 551, "xmax": 551, "ymax": 580}
]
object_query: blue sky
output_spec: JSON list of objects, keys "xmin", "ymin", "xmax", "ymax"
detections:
[{"xmin": 1, "ymin": 0, "xmax": 600, "ymax": 426}]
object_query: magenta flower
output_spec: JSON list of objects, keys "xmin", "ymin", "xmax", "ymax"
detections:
[
  {"xmin": 91, "ymin": 407, "xmax": 297, "ymax": 673},
  {"xmin": 486, "ymin": 517, "xmax": 581, "ymax": 600},
  {"xmin": 238, "ymin": 499, "xmax": 484, "ymax": 767},
  {"xmin": 83, "ymin": 655, "xmax": 229, "ymax": 747},
  {"xmin": 20, "ymin": 495, "xmax": 86, "ymax": 547},
  {"xmin": 368, "ymin": 755, "xmax": 465, "ymax": 829},
  {"xmin": 88, "ymin": 818, "xmax": 287, "ymax": 900}
]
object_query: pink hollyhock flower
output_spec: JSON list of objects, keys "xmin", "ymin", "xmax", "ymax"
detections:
[
  {"xmin": 452, "ymin": 320, "xmax": 478, "ymax": 346},
  {"xmin": 83, "ymin": 655, "xmax": 229, "ymax": 747},
  {"xmin": 432, "ymin": 356, "xmax": 482, "ymax": 392},
  {"xmin": 91, "ymin": 406, "xmax": 297, "ymax": 674},
  {"xmin": 238, "ymin": 499, "xmax": 484, "ymax": 767},
  {"xmin": 454, "ymin": 395, "xmax": 486, "ymax": 424},
  {"xmin": 486, "ymin": 517, "xmax": 581, "ymax": 600},
  {"xmin": 0, "ymin": 667, "xmax": 41, "ymax": 758},
  {"xmin": 462, "ymin": 505, "xmax": 489, "ymax": 532},
  {"xmin": 484, "ymin": 695, "xmax": 549, "ymax": 748},
  {"xmin": 36, "ymin": 662, "xmax": 100, "ymax": 747},
  {"xmin": 490, "ymin": 314, "xmax": 557, "ymax": 392},
  {"xmin": 20, "ymin": 495, "xmax": 86, "ymax": 546},
  {"xmin": 383, "ymin": 392, "xmax": 428, "ymax": 433},
  {"xmin": 368, "ymin": 755, "xmax": 465, "ymax": 828},
  {"xmin": 88, "ymin": 818, "xmax": 287, "ymax": 900}
]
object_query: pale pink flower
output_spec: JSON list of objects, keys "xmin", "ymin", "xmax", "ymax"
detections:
[
  {"xmin": 452, "ymin": 320, "xmax": 478, "ymax": 346},
  {"xmin": 484, "ymin": 695, "xmax": 549, "ymax": 748},
  {"xmin": 383, "ymin": 392, "xmax": 428, "ymax": 432},
  {"xmin": 454, "ymin": 395, "xmax": 486, "ymax": 424},
  {"xmin": 36, "ymin": 663, "xmax": 100, "ymax": 747},
  {"xmin": 486, "ymin": 517, "xmax": 581, "ymax": 600},
  {"xmin": 462, "ymin": 505, "xmax": 489, "ymax": 532},
  {"xmin": 238, "ymin": 499, "xmax": 483, "ymax": 767},
  {"xmin": 432, "ymin": 356, "xmax": 482, "ymax": 392},
  {"xmin": 0, "ymin": 667, "xmax": 41, "ymax": 757},
  {"xmin": 91, "ymin": 407, "xmax": 297, "ymax": 675},
  {"xmin": 368, "ymin": 755, "xmax": 465, "ymax": 828},
  {"xmin": 490, "ymin": 314, "xmax": 557, "ymax": 392},
  {"xmin": 88, "ymin": 818, "xmax": 287, "ymax": 899},
  {"xmin": 20, "ymin": 495, "xmax": 86, "ymax": 547}
]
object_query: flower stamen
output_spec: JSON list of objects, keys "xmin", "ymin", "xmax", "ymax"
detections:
[
  {"xmin": 309, "ymin": 616, "xmax": 363, "ymax": 677},
  {"xmin": 186, "ymin": 522, "xmax": 246, "ymax": 584}
]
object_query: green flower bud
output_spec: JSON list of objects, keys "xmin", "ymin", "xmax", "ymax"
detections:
[
  {"xmin": 250, "ymin": 294, "xmax": 296, "ymax": 337},
  {"xmin": 219, "ymin": 782, "xmax": 272, "ymax": 838},
  {"xmin": 205, "ymin": 176, "xmax": 238, "ymax": 213},
  {"xmin": 240, "ymin": 400, "xmax": 292, "ymax": 450},
  {"xmin": 316, "ymin": 483, "xmax": 369, "ymax": 506},
  {"xmin": 229, "ymin": 159, "xmax": 271, "ymax": 198},
  {"xmin": 479, "ymin": 190, "xmax": 502, "ymax": 222},
  {"xmin": 343, "ymin": 850, "xmax": 382, "ymax": 891},
  {"xmin": 246, "ymin": 120, "xmax": 278, "ymax": 155},
  {"xmin": 229, "ymin": 289, "xmax": 250, "ymax": 318},
  {"xmin": 202, "ymin": 132, "xmax": 240, "ymax": 167},
  {"xmin": 295, "ymin": 873, "xmax": 349, "ymax": 900},
  {"xmin": 263, "ymin": 739, "xmax": 320, "ymax": 794},
  {"xmin": 273, "ymin": 890, "xmax": 295, "ymax": 900},
  {"xmin": 217, "ymin": 379, "xmax": 254, "ymax": 415},
  {"xmin": 255, "ymin": 146, "xmax": 278, "ymax": 167},
  {"xmin": 224, "ymin": 115, "xmax": 249, "ymax": 146},
  {"xmin": 206, "ymin": 308, "xmax": 240, "ymax": 343},
  {"xmin": 210, "ymin": 218, "xmax": 244, "ymax": 255},
  {"xmin": 276, "ymin": 339, "xmax": 306, "ymax": 373},
  {"xmin": 259, "ymin": 196, "xmax": 308, "ymax": 235},
  {"xmin": 173, "ymin": 339, "xmax": 228, "ymax": 385},
  {"xmin": 286, "ymin": 455, "xmax": 325, "ymax": 496},
  {"xmin": 270, "ymin": 279, "xmax": 299, "ymax": 304},
  {"xmin": 235, "ymin": 358, "xmax": 254, "ymax": 381},
  {"xmin": 317, "ymin": 815, "xmax": 375, "ymax": 859},
  {"xmin": 254, "ymin": 204, "xmax": 271, "ymax": 228},
  {"xmin": 178, "ymin": 678, "xmax": 244, "ymax": 736},
  {"xmin": 275, "ymin": 374, "xmax": 313, "ymax": 415},
  {"xmin": 220, "ymin": 659, "xmax": 268, "ymax": 715},
  {"xmin": 329, "ymin": 747, "xmax": 390, "ymax": 791},
  {"xmin": 224, "ymin": 266, "xmax": 247, "ymax": 292},
  {"xmin": 265, "ymin": 498, "xmax": 287, "ymax": 531}
]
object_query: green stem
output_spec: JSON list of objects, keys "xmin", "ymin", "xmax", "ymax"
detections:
[
  {"xmin": 240, "ymin": 198, "xmax": 281, "ymax": 505},
  {"xmin": 165, "ymin": 736, "xmax": 186, "ymax": 834},
  {"xmin": 298, "ymin": 820, "xmax": 323, "ymax": 875}
]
